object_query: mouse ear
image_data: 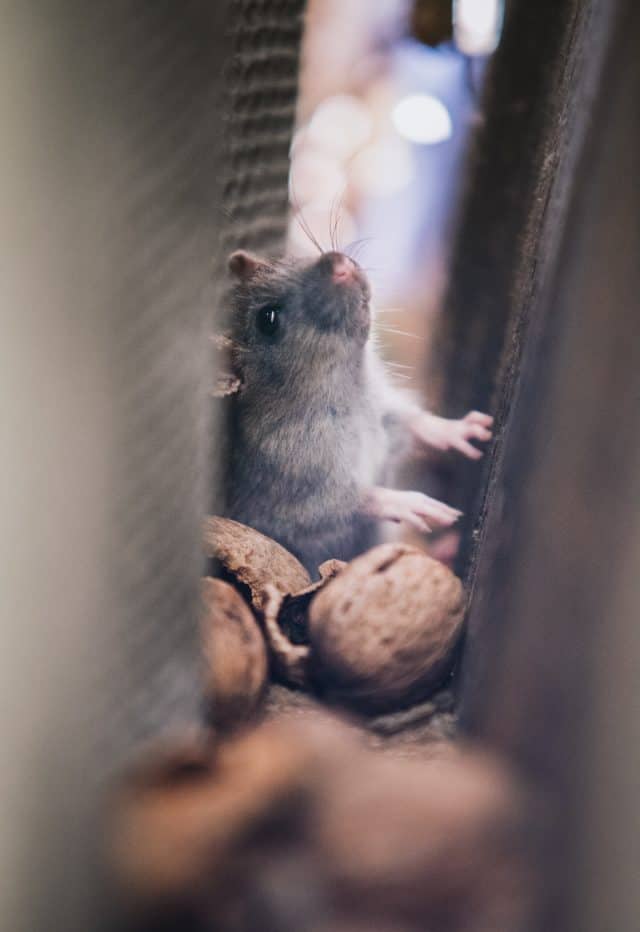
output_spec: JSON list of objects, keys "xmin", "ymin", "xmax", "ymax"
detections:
[{"xmin": 228, "ymin": 250, "xmax": 268, "ymax": 281}]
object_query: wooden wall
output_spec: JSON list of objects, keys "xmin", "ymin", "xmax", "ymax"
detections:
[{"xmin": 443, "ymin": 0, "xmax": 640, "ymax": 928}]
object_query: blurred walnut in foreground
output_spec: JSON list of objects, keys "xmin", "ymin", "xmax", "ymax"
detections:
[{"xmin": 112, "ymin": 712, "xmax": 536, "ymax": 932}]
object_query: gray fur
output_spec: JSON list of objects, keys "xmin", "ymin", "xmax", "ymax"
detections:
[{"xmin": 221, "ymin": 251, "xmax": 418, "ymax": 575}]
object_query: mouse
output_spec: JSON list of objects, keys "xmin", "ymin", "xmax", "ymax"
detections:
[{"xmin": 216, "ymin": 248, "xmax": 493, "ymax": 576}]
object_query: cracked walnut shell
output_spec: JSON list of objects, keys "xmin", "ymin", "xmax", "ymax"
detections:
[{"xmin": 203, "ymin": 515, "xmax": 311, "ymax": 610}]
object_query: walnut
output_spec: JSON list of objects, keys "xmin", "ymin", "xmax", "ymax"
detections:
[
  {"xmin": 201, "ymin": 519, "xmax": 463, "ymax": 714},
  {"xmin": 309, "ymin": 543, "xmax": 465, "ymax": 712},
  {"xmin": 200, "ymin": 578, "xmax": 268, "ymax": 732},
  {"xmin": 203, "ymin": 516, "xmax": 311, "ymax": 610},
  {"xmin": 263, "ymin": 543, "xmax": 465, "ymax": 714}
]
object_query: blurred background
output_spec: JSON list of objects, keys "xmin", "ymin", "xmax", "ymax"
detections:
[
  {"xmin": 287, "ymin": 0, "xmax": 503, "ymax": 565},
  {"xmin": 289, "ymin": 0, "xmax": 499, "ymax": 380}
]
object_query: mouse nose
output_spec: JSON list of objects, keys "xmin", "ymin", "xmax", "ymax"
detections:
[{"xmin": 326, "ymin": 251, "xmax": 356, "ymax": 284}]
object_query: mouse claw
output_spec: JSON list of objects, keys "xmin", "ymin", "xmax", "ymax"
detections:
[{"xmin": 410, "ymin": 410, "xmax": 494, "ymax": 460}]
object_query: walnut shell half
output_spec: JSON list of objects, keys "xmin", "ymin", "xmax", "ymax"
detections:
[
  {"xmin": 261, "ymin": 561, "xmax": 347, "ymax": 688},
  {"xmin": 203, "ymin": 516, "xmax": 311, "ymax": 610},
  {"xmin": 308, "ymin": 543, "xmax": 465, "ymax": 714}
]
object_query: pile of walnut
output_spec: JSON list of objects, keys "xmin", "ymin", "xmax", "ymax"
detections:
[
  {"xmin": 109, "ymin": 518, "xmax": 538, "ymax": 932},
  {"xmin": 201, "ymin": 515, "xmax": 466, "ymax": 730}
]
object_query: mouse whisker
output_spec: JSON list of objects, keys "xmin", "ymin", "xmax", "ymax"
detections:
[
  {"xmin": 289, "ymin": 186, "xmax": 325, "ymax": 255},
  {"xmin": 380, "ymin": 330, "xmax": 422, "ymax": 340},
  {"xmin": 329, "ymin": 189, "xmax": 346, "ymax": 252},
  {"xmin": 328, "ymin": 195, "xmax": 337, "ymax": 251},
  {"xmin": 385, "ymin": 360, "xmax": 415, "ymax": 370},
  {"xmin": 296, "ymin": 210, "xmax": 325, "ymax": 255},
  {"xmin": 345, "ymin": 237, "xmax": 373, "ymax": 263},
  {"xmin": 376, "ymin": 363, "xmax": 414, "ymax": 379},
  {"xmin": 375, "ymin": 326, "xmax": 424, "ymax": 341},
  {"xmin": 346, "ymin": 236, "xmax": 374, "ymax": 250}
]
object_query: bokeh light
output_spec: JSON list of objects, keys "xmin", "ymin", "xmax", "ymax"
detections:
[
  {"xmin": 392, "ymin": 93, "xmax": 453, "ymax": 145},
  {"xmin": 351, "ymin": 137, "xmax": 415, "ymax": 197},
  {"xmin": 453, "ymin": 0, "xmax": 505, "ymax": 56},
  {"xmin": 288, "ymin": 145, "xmax": 347, "ymax": 208},
  {"xmin": 306, "ymin": 93, "xmax": 373, "ymax": 160}
]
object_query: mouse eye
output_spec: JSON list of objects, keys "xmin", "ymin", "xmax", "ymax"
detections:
[{"xmin": 256, "ymin": 304, "xmax": 280, "ymax": 339}]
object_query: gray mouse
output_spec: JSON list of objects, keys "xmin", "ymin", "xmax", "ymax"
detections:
[{"xmin": 218, "ymin": 248, "xmax": 492, "ymax": 575}]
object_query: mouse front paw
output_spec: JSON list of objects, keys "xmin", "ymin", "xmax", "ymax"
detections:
[
  {"xmin": 362, "ymin": 487, "xmax": 462, "ymax": 534},
  {"xmin": 410, "ymin": 410, "xmax": 493, "ymax": 460}
]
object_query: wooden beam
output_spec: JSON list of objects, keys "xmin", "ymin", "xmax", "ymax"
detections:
[
  {"xmin": 433, "ymin": 0, "xmax": 615, "ymax": 578},
  {"xmin": 458, "ymin": 2, "xmax": 640, "ymax": 928}
]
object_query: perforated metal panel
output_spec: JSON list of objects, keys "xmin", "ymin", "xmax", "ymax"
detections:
[
  {"xmin": 103, "ymin": 0, "xmax": 306, "ymax": 755},
  {"xmin": 218, "ymin": 0, "xmax": 306, "ymax": 262}
]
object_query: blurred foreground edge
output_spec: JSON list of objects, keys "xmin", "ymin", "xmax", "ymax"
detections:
[{"xmin": 1, "ymin": 4, "xmax": 230, "ymax": 930}]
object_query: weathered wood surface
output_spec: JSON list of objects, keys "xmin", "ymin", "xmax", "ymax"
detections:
[
  {"xmin": 434, "ymin": 0, "xmax": 614, "ymax": 578},
  {"xmin": 452, "ymin": 0, "xmax": 640, "ymax": 929}
]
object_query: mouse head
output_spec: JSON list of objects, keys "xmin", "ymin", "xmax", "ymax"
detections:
[{"xmin": 226, "ymin": 250, "xmax": 371, "ymax": 395}]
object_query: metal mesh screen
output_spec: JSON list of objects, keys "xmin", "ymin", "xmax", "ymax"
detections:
[
  {"xmin": 99, "ymin": 3, "xmax": 233, "ymax": 757},
  {"xmin": 213, "ymin": 0, "xmax": 306, "ymax": 321},
  {"xmin": 103, "ymin": 0, "xmax": 306, "ymax": 757},
  {"xmin": 219, "ymin": 0, "xmax": 305, "ymax": 257}
]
